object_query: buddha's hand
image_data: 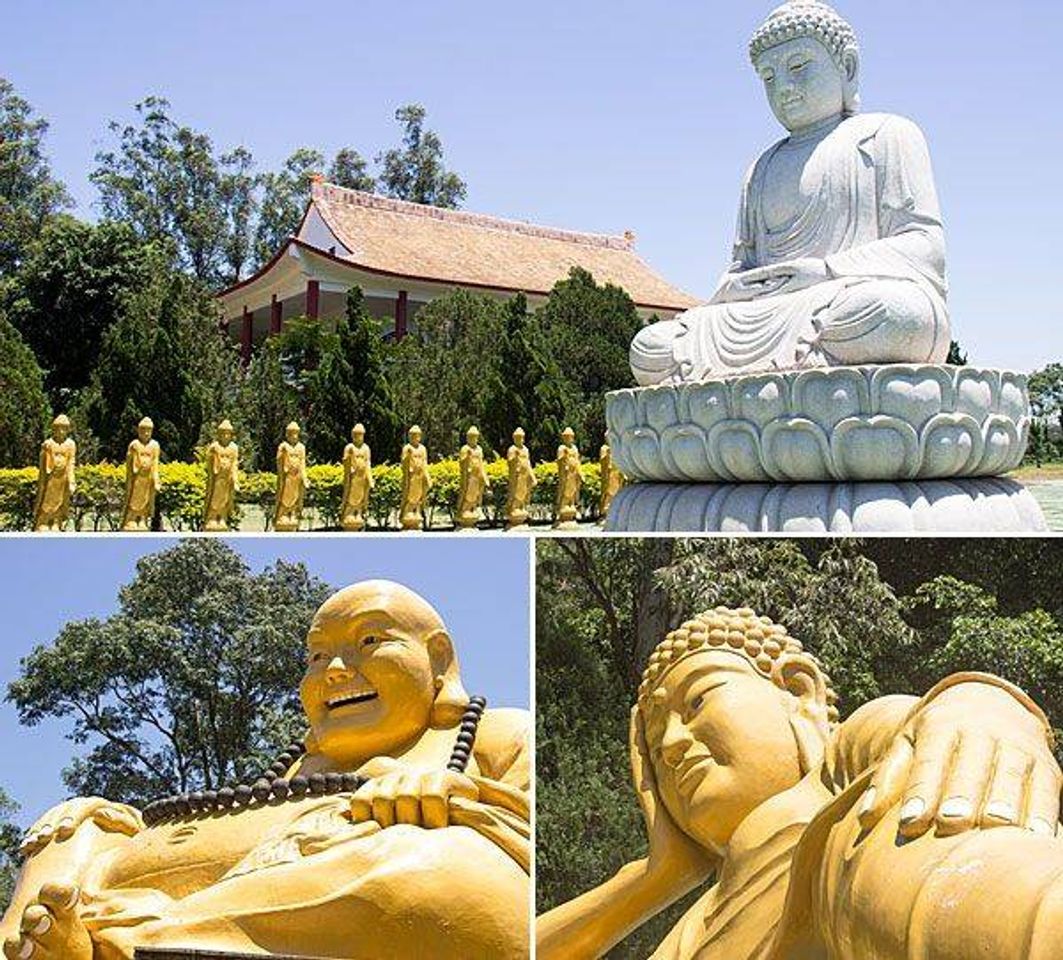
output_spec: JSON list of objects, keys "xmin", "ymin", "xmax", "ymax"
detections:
[
  {"xmin": 858, "ymin": 679, "xmax": 1062, "ymax": 839},
  {"xmin": 349, "ymin": 758, "xmax": 480, "ymax": 830},
  {"xmin": 716, "ymin": 259, "xmax": 830, "ymax": 302},
  {"xmin": 18, "ymin": 799, "xmax": 143, "ymax": 857},
  {"xmin": 3, "ymin": 883, "xmax": 92, "ymax": 960},
  {"xmin": 630, "ymin": 708, "xmax": 715, "ymax": 889}
]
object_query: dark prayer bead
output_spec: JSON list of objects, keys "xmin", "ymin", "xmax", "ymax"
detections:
[
  {"xmin": 290, "ymin": 776, "xmax": 309, "ymax": 796},
  {"xmin": 251, "ymin": 778, "xmax": 272, "ymax": 801},
  {"xmin": 309, "ymin": 773, "xmax": 327, "ymax": 795}
]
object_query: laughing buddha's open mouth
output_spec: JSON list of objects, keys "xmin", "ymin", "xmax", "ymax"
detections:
[{"xmin": 326, "ymin": 690, "xmax": 379, "ymax": 710}]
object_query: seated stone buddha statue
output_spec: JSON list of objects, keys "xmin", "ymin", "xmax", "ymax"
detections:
[
  {"xmin": 1, "ymin": 580, "xmax": 530, "ymax": 960},
  {"xmin": 630, "ymin": 1, "xmax": 950, "ymax": 386},
  {"xmin": 538, "ymin": 607, "xmax": 1063, "ymax": 959}
]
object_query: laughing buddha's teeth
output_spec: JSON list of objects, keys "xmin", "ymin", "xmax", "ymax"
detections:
[{"xmin": 326, "ymin": 691, "xmax": 379, "ymax": 710}]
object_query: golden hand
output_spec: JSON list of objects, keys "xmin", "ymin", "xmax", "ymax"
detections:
[
  {"xmin": 18, "ymin": 799, "xmax": 143, "ymax": 858},
  {"xmin": 350, "ymin": 760, "xmax": 480, "ymax": 830}
]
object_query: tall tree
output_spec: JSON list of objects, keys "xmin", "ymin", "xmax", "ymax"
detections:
[
  {"xmin": 303, "ymin": 287, "xmax": 402, "ymax": 462},
  {"xmin": 0, "ymin": 77, "xmax": 71, "ymax": 276},
  {"xmin": 6, "ymin": 541, "xmax": 332, "ymax": 804},
  {"xmin": 76, "ymin": 266, "xmax": 239, "ymax": 462},
  {"xmin": 5, "ymin": 218, "xmax": 166, "ymax": 408},
  {"xmin": 483, "ymin": 293, "xmax": 573, "ymax": 462},
  {"xmin": 328, "ymin": 148, "xmax": 375, "ymax": 192},
  {"xmin": 376, "ymin": 104, "xmax": 466, "ymax": 208},
  {"xmin": 0, "ymin": 787, "xmax": 19, "ymax": 916},
  {"xmin": 253, "ymin": 148, "xmax": 324, "ymax": 267},
  {"xmin": 535, "ymin": 267, "xmax": 643, "ymax": 447},
  {"xmin": 234, "ymin": 336, "xmax": 300, "ymax": 470},
  {"xmin": 218, "ymin": 146, "xmax": 258, "ymax": 283},
  {"xmin": 0, "ymin": 310, "xmax": 50, "ymax": 467},
  {"xmin": 92, "ymin": 97, "xmax": 243, "ymax": 285},
  {"xmin": 1029, "ymin": 362, "xmax": 1063, "ymax": 444}
]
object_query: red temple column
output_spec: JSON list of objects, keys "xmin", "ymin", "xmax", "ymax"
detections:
[
  {"xmin": 240, "ymin": 306, "xmax": 253, "ymax": 365},
  {"xmin": 270, "ymin": 294, "xmax": 282, "ymax": 336},
  {"xmin": 395, "ymin": 290, "xmax": 408, "ymax": 340},
  {"xmin": 306, "ymin": 279, "xmax": 320, "ymax": 319}
]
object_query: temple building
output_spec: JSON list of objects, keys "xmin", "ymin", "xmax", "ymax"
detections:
[{"xmin": 216, "ymin": 178, "xmax": 698, "ymax": 361}]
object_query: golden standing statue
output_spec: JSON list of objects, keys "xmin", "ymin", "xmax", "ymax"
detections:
[
  {"xmin": 505, "ymin": 427, "xmax": 537, "ymax": 530},
  {"xmin": 400, "ymin": 425, "xmax": 432, "ymax": 531},
  {"xmin": 33, "ymin": 415, "xmax": 76, "ymax": 532},
  {"xmin": 1, "ymin": 580, "xmax": 531, "ymax": 959},
  {"xmin": 539, "ymin": 606, "xmax": 1063, "ymax": 959},
  {"xmin": 597, "ymin": 443, "xmax": 624, "ymax": 522},
  {"xmin": 456, "ymin": 426, "xmax": 490, "ymax": 529},
  {"xmin": 340, "ymin": 423, "xmax": 374, "ymax": 531},
  {"xmin": 120, "ymin": 417, "xmax": 161, "ymax": 531},
  {"xmin": 553, "ymin": 427, "xmax": 581, "ymax": 529},
  {"xmin": 203, "ymin": 419, "xmax": 239, "ymax": 532},
  {"xmin": 274, "ymin": 421, "xmax": 308, "ymax": 532}
]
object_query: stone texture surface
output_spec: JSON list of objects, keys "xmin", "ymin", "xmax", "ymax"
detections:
[
  {"xmin": 603, "ymin": 477, "xmax": 1047, "ymax": 533},
  {"xmin": 606, "ymin": 365, "xmax": 1030, "ymax": 483}
]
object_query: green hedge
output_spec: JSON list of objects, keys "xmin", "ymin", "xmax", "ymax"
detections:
[{"xmin": 0, "ymin": 460, "xmax": 603, "ymax": 531}]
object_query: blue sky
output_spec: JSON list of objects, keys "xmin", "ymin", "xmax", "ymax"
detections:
[
  {"xmin": 3, "ymin": 1, "xmax": 1060, "ymax": 371},
  {"xmin": 0, "ymin": 536, "xmax": 530, "ymax": 828}
]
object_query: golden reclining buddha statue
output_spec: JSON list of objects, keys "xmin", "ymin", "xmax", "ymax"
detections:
[
  {"xmin": 1, "ymin": 580, "xmax": 530, "ymax": 960},
  {"xmin": 538, "ymin": 606, "xmax": 1063, "ymax": 960}
]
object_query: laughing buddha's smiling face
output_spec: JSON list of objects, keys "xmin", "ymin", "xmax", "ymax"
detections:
[
  {"xmin": 300, "ymin": 580, "xmax": 455, "ymax": 764},
  {"xmin": 642, "ymin": 650, "xmax": 808, "ymax": 852}
]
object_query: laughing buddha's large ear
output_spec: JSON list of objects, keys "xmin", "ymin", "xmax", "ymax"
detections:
[
  {"xmin": 426, "ymin": 628, "xmax": 469, "ymax": 726},
  {"xmin": 775, "ymin": 654, "xmax": 831, "ymax": 776}
]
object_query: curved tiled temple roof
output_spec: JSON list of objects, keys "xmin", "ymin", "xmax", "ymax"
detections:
[{"xmin": 222, "ymin": 181, "xmax": 698, "ymax": 314}]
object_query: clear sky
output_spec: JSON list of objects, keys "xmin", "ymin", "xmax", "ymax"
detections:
[
  {"xmin": 2, "ymin": 1, "xmax": 1060, "ymax": 369},
  {"xmin": 0, "ymin": 536, "xmax": 530, "ymax": 828}
]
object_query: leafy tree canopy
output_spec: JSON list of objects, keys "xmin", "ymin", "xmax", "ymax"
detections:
[
  {"xmin": 0, "ymin": 787, "xmax": 20, "ymax": 916},
  {"xmin": 6, "ymin": 540, "xmax": 332, "ymax": 804},
  {"xmin": 0, "ymin": 77, "xmax": 71, "ymax": 276},
  {"xmin": 377, "ymin": 104, "xmax": 466, "ymax": 209},
  {"xmin": 0, "ymin": 310, "xmax": 50, "ymax": 467}
]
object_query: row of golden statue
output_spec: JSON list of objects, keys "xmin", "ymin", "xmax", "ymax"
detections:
[{"xmin": 31, "ymin": 416, "xmax": 625, "ymax": 532}]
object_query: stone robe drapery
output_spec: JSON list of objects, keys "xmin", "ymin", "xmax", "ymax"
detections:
[{"xmin": 633, "ymin": 114, "xmax": 950, "ymax": 383}]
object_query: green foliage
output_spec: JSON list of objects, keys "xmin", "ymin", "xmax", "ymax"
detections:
[
  {"xmin": 535, "ymin": 267, "xmax": 643, "ymax": 444},
  {"xmin": 328, "ymin": 148, "xmax": 375, "ymax": 192},
  {"xmin": 253, "ymin": 147, "xmax": 326, "ymax": 267},
  {"xmin": 0, "ymin": 312, "xmax": 50, "ymax": 467},
  {"xmin": 235, "ymin": 337, "xmax": 299, "ymax": 471},
  {"xmin": 76, "ymin": 268, "xmax": 239, "ymax": 462},
  {"xmin": 0, "ymin": 786, "xmax": 19, "ymax": 917},
  {"xmin": 1029, "ymin": 362, "xmax": 1063, "ymax": 460},
  {"xmin": 0, "ymin": 77, "xmax": 71, "ymax": 276},
  {"xmin": 536, "ymin": 539, "xmax": 1063, "ymax": 958},
  {"xmin": 376, "ymin": 104, "xmax": 466, "ymax": 208},
  {"xmin": 5, "ymin": 218, "xmax": 167, "ymax": 407},
  {"xmin": 389, "ymin": 288, "xmax": 507, "ymax": 454},
  {"xmin": 6, "ymin": 541, "xmax": 332, "ymax": 804}
]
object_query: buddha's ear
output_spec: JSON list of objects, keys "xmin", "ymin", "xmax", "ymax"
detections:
[
  {"xmin": 775, "ymin": 654, "xmax": 831, "ymax": 776},
  {"xmin": 426, "ymin": 628, "xmax": 469, "ymax": 727},
  {"xmin": 841, "ymin": 48, "xmax": 860, "ymax": 114}
]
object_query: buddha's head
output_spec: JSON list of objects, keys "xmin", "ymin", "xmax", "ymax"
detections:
[
  {"xmin": 750, "ymin": 1, "xmax": 859, "ymax": 133},
  {"xmin": 409, "ymin": 425, "xmax": 423, "ymax": 445},
  {"xmin": 285, "ymin": 421, "xmax": 301, "ymax": 444},
  {"xmin": 561, "ymin": 427, "xmax": 575, "ymax": 447},
  {"xmin": 638, "ymin": 607, "xmax": 837, "ymax": 853},
  {"xmin": 137, "ymin": 417, "xmax": 154, "ymax": 443},
  {"xmin": 216, "ymin": 419, "xmax": 235, "ymax": 445},
  {"xmin": 351, "ymin": 423, "xmax": 366, "ymax": 444},
  {"xmin": 300, "ymin": 580, "xmax": 469, "ymax": 765},
  {"xmin": 51, "ymin": 414, "xmax": 71, "ymax": 442},
  {"xmin": 513, "ymin": 427, "xmax": 526, "ymax": 448},
  {"xmin": 466, "ymin": 426, "xmax": 480, "ymax": 446}
]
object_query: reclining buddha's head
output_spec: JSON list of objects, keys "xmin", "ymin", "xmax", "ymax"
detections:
[
  {"xmin": 638, "ymin": 607, "xmax": 838, "ymax": 853},
  {"xmin": 300, "ymin": 580, "xmax": 469, "ymax": 765},
  {"xmin": 750, "ymin": 1, "xmax": 860, "ymax": 133}
]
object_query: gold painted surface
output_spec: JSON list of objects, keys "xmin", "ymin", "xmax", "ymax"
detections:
[
  {"xmin": 33, "ymin": 415, "xmax": 76, "ymax": 532},
  {"xmin": 203, "ymin": 421, "xmax": 239, "ymax": 533},
  {"xmin": 273, "ymin": 423, "xmax": 308, "ymax": 533},
  {"xmin": 121, "ymin": 418, "xmax": 162, "ymax": 531},
  {"xmin": 339, "ymin": 425, "xmax": 373, "ymax": 531},
  {"xmin": 399, "ymin": 426, "xmax": 431, "ymax": 531},
  {"xmin": 2, "ymin": 581, "xmax": 530, "ymax": 959},
  {"xmin": 456, "ymin": 427, "xmax": 490, "ymax": 529},
  {"xmin": 505, "ymin": 428, "xmax": 537, "ymax": 530},
  {"xmin": 553, "ymin": 428, "xmax": 581, "ymax": 529},
  {"xmin": 538, "ymin": 606, "xmax": 1063, "ymax": 960}
]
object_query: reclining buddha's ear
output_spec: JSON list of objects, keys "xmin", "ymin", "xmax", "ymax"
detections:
[
  {"xmin": 426, "ymin": 628, "xmax": 469, "ymax": 727},
  {"xmin": 775, "ymin": 653, "xmax": 831, "ymax": 776}
]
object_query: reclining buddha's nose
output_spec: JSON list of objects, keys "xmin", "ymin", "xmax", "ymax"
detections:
[{"xmin": 630, "ymin": 320, "xmax": 683, "ymax": 386}]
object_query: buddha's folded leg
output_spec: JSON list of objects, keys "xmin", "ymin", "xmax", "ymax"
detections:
[
  {"xmin": 92, "ymin": 825, "xmax": 529, "ymax": 960},
  {"xmin": 809, "ymin": 277, "xmax": 948, "ymax": 367}
]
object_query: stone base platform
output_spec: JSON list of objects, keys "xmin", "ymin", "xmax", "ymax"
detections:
[
  {"xmin": 604, "ymin": 478, "xmax": 1047, "ymax": 533},
  {"xmin": 606, "ymin": 365, "xmax": 1030, "ymax": 484}
]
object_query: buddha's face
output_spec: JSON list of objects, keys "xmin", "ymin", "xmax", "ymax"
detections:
[
  {"xmin": 286, "ymin": 425, "xmax": 300, "ymax": 443},
  {"xmin": 513, "ymin": 430, "xmax": 525, "ymax": 448},
  {"xmin": 755, "ymin": 37, "xmax": 851, "ymax": 133},
  {"xmin": 642, "ymin": 650, "xmax": 805, "ymax": 852},
  {"xmin": 352, "ymin": 426, "xmax": 365, "ymax": 444},
  {"xmin": 52, "ymin": 422, "xmax": 69, "ymax": 442},
  {"xmin": 410, "ymin": 428, "xmax": 422, "ymax": 445},
  {"xmin": 217, "ymin": 426, "xmax": 233, "ymax": 445},
  {"xmin": 138, "ymin": 424, "xmax": 153, "ymax": 443},
  {"xmin": 300, "ymin": 581, "xmax": 449, "ymax": 764},
  {"xmin": 467, "ymin": 429, "xmax": 479, "ymax": 446}
]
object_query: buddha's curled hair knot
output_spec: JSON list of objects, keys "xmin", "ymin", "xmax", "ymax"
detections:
[
  {"xmin": 749, "ymin": 1, "xmax": 859, "ymax": 73},
  {"xmin": 638, "ymin": 606, "xmax": 840, "ymax": 723}
]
